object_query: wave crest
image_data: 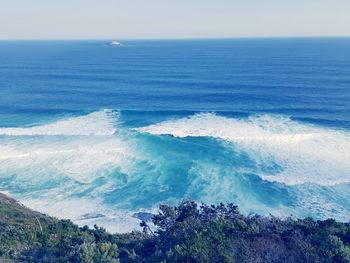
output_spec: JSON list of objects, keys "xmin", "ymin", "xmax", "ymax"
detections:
[{"xmin": 0, "ymin": 110, "xmax": 118, "ymax": 136}]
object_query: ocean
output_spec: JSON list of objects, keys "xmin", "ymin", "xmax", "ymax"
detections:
[{"xmin": 0, "ymin": 38, "xmax": 349, "ymax": 232}]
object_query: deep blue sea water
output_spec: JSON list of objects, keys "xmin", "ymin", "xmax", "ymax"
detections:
[{"xmin": 0, "ymin": 38, "xmax": 350, "ymax": 232}]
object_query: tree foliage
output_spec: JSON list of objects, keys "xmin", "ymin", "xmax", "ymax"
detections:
[{"xmin": 1, "ymin": 195, "xmax": 350, "ymax": 262}]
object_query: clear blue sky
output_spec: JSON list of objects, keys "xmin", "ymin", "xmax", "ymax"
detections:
[{"xmin": 1, "ymin": 0, "xmax": 350, "ymax": 40}]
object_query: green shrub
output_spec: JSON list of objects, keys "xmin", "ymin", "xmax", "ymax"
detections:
[{"xmin": 1, "ymin": 194, "xmax": 350, "ymax": 263}]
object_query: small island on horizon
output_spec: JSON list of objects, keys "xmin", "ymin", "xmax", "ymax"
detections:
[{"xmin": 109, "ymin": 40, "xmax": 123, "ymax": 46}]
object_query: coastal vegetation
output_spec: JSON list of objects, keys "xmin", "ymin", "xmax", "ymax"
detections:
[{"xmin": 1, "ymin": 193, "xmax": 350, "ymax": 262}]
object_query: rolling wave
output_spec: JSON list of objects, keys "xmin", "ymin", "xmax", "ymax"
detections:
[
  {"xmin": 0, "ymin": 110, "xmax": 134, "ymax": 182},
  {"xmin": 137, "ymin": 113, "xmax": 350, "ymax": 186}
]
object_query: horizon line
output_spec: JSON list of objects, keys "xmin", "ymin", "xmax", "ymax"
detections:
[{"xmin": 1, "ymin": 35, "xmax": 350, "ymax": 41}]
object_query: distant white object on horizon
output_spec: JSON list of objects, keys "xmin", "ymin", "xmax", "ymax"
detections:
[{"xmin": 110, "ymin": 41, "xmax": 123, "ymax": 46}]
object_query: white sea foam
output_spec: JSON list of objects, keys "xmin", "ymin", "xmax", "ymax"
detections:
[
  {"xmin": 0, "ymin": 110, "xmax": 117, "ymax": 136},
  {"xmin": 137, "ymin": 113, "xmax": 350, "ymax": 186},
  {"xmin": 22, "ymin": 197, "xmax": 142, "ymax": 233}
]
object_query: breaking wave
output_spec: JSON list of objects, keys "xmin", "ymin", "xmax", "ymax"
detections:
[{"xmin": 137, "ymin": 113, "xmax": 350, "ymax": 186}]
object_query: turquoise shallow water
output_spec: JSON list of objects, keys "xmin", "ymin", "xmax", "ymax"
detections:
[{"xmin": 0, "ymin": 39, "xmax": 350, "ymax": 232}]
